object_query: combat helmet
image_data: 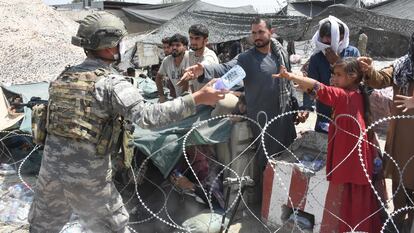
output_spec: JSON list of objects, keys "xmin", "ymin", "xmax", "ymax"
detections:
[{"xmin": 71, "ymin": 12, "xmax": 127, "ymax": 50}]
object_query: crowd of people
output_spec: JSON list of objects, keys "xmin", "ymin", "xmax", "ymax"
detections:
[{"xmin": 26, "ymin": 10, "xmax": 414, "ymax": 233}]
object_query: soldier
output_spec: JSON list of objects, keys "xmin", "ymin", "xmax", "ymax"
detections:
[{"xmin": 28, "ymin": 12, "xmax": 226, "ymax": 233}]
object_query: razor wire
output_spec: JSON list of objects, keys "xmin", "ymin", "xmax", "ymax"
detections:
[{"xmin": 0, "ymin": 111, "xmax": 414, "ymax": 233}]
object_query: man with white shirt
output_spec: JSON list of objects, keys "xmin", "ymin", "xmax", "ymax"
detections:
[
  {"xmin": 187, "ymin": 24, "xmax": 219, "ymax": 92},
  {"xmin": 156, "ymin": 34, "xmax": 190, "ymax": 103}
]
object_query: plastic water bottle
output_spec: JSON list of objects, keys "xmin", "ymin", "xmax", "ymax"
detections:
[
  {"xmin": 373, "ymin": 156, "xmax": 383, "ymax": 174},
  {"xmin": 8, "ymin": 184, "xmax": 23, "ymax": 199},
  {"xmin": 317, "ymin": 122, "xmax": 330, "ymax": 133},
  {"xmin": 6, "ymin": 199, "xmax": 20, "ymax": 223},
  {"xmin": 213, "ymin": 65, "xmax": 246, "ymax": 90},
  {"xmin": 172, "ymin": 169, "xmax": 183, "ymax": 177}
]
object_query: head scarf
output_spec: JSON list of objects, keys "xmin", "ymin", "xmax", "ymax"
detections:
[
  {"xmin": 312, "ymin": 15, "xmax": 350, "ymax": 55},
  {"xmin": 393, "ymin": 32, "xmax": 414, "ymax": 95}
]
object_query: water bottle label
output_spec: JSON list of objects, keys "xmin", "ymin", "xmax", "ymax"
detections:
[{"xmin": 214, "ymin": 65, "xmax": 246, "ymax": 90}]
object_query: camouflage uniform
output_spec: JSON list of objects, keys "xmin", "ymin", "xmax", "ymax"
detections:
[{"xmin": 28, "ymin": 57, "xmax": 196, "ymax": 233}]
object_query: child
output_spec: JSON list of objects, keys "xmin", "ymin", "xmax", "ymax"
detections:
[{"xmin": 274, "ymin": 57, "xmax": 381, "ymax": 232}]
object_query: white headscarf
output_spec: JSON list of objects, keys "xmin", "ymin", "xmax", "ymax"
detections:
[{"xmin": 312, "ymin": 15, "xmax": 350, "ymax": 55}]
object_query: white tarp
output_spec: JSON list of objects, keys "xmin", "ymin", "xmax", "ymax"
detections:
[
  {"xmin": 135, "ymin": 42, "xmax": 160, "ymax": 67},
  {"xmin": 0, "ymin": 87, "xmax": 24, "ymax": 131}
]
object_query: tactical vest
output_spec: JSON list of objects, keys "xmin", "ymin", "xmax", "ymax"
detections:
[{"xmin": 46, "ymin": 68, "xmax": 122, "ymax": 156}]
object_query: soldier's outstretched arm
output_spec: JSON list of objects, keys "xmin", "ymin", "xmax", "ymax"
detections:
[{"xmin": 98, "ymin": 76, "xmax": 226, "ymax": 129}]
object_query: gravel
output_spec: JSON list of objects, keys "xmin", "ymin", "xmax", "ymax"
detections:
[{"xmin": 0, "ymin": 0, "xmax": 85, "ymax": 85}]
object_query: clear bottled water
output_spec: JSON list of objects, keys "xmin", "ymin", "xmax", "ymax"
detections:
[{"xmin": 213, "ymin": 65, "xmax": 246, "ymax": 90}]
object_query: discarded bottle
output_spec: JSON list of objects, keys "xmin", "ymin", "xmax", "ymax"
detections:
[
  {"xmin": 317, "ymin": 122, "xmax": 330, "ymax": 133},
  {"xmin": 0, "ymin": 201, "xmax": 10, "ymax": 222},
  {"xmin": 172, "ymin": 169, "xmax": 183, "ymax": 177},
  {"xmin": 373, "ymin": 156, "xmax": 383, "ymax": 174},
  {"xmin": 300, "ymin": 154, "xmax": 325, "ymax": 172},
  {"xmin": 6, "ymin": 199, "xmax": 20, "ymax": 223},
  {"xmin": 213, "ymin": 65, "xmax": 246, "ymax": 90},
  {"xmin": 8, "ymin": 184, "xmax": 23, "ymax": 199},
  {"xmin": 300, "ymin": 159, "xmax": 324, "ymax": 172},
  {"xmin": 287, "ymin": 213, "xmax": 313, "ymax": 230}
]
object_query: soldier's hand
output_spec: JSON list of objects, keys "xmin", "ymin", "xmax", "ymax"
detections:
[
  {"xmin": 325, "ymin": 48, "xmax": 340, "ymax": 65},
  {"xmin": 357, "ymin": 56, "xmax": 373, "ymax": 73},
  {"xmin": 192, "ymin": 79, "xmax": 228, "ymax": 106},
  {"xmin": 177, "ymin": 63, "xmax": 204, "ymax": 86}
]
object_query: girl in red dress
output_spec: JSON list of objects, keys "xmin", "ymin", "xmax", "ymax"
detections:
[{"xmin": 274, "ymin": 57, "xmax": 382, "ymax": 232}]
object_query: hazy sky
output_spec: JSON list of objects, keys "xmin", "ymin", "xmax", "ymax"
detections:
[{"xmin": 42, "ymin": 0, "xmax": 287, "ymax": 13}]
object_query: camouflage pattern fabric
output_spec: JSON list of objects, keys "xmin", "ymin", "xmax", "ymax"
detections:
[{"xmin": 29, "ymin": 58, "xmax": 197, "ymax": 233}]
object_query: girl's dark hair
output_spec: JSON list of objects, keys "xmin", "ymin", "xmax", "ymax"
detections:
[{"xmin": 333, "ymin": 57, "xmax": 373, "ymax": 140}]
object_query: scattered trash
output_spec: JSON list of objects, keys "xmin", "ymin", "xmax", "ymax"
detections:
[
  {"xmin": 0, "ymin": 183, "xmax": 33, "ymax": 224},
  {"xmin": 0, "ymin": 163, "xmax": 16, "ymax": 175},
  {"xmin": 287, "ymin": 212, "xmax": 313, "ymax": 230},
  {"xmin": 297, "ymin": 154, "xmax": 325, "ymax": 172},
  {"xmin": 290, "ymin": 54, "xmax": 302, "ymax": 64},
  {"xmin": 317, "ymin": 121, "xmax": 330, "ymax": 133}
]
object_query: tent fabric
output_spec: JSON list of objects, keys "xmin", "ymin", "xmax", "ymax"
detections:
[
  {"xmin": 285, "ymin": 0, "xmax": 359, "ymax": 17},
  {"xmin": 368, "ymin": 0, "xmax": 414, "ymax": 21},
  {"xmin": 302, "ymin": 4, "xmax": 414, "ymax": 39},
  {"xmin": 135, "ymin": 4, "xmax": 414, "ymax": 45},
  {"xmin": 0, "ymin": 87, "xmax": 25, "ymax": 131},
  {"xmin": 122, "ymin": 0, "xmax": 256, "ymax": 26},
  {"xmin": 281, "ymin": 4, "xmax": 414, "ymax": 42},
  {"xmin": 136, "ymin": 10, "xmax": 307, "ymax": 44},
  {"xmin": 1, "ymin": 83, "xmax": 49, "ymax": 133},
  {"xmin": 132, "ymin": 106, "xmax": 232, "ymax": 178}
]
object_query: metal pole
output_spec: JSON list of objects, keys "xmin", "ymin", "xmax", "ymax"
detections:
[
  {"xmin": 219, "ymin": 186, "xmax": 232, "ymax": 233},
  {"xmin": 224, "ymin": 186, "xmax": 247, "ymax": 233}
]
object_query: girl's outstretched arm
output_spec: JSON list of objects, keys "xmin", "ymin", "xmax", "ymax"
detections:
[{"xmin": 272, "ymin": 66, "xmax": 318, "ymax": 94}]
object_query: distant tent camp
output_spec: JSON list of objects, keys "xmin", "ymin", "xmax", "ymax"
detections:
[
  {"xmin": 135, "ymin": 11, "xmax": 306, "ymax": 45},
  {"xmin": 367, "ymin": 0, "xmax": 414, "ymax": 21},
  {"xmin": 122, "ymin": 0, "xmax": 256, "ymax": 29},
  {"xmin": 125, "ymin": 2, "xmax": 413, "ymax": 67},
  {"xmin": 280, "ymin": 0, "xmax": 360, "ymax": 17},
  {"xmin": 122, "ymin": 0, "xmax": 256, "ymax": 25},
  {"xmin": 54, "ymin": 0, "xmax": 256, "ymax": 34}
]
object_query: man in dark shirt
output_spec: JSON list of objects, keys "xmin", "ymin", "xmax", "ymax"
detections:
[
  {"xmin": 179, "ymin": 17, "xmax": 306, "ymax": 169},
  {"xmin": 303, "ymin": 17, "xmax": 360, "ymax": 132}
]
